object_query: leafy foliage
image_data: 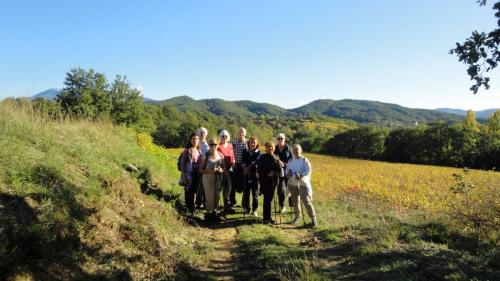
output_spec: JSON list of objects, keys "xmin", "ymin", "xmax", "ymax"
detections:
[
  {"xmin": 56, "ymin": 67, "xmax": 153, "ymax": 131},
  {"xmin": 322, "ymin": 111, "xmax": 500, "ymax": 169},
  {"xmin": 450, "ymin": 1, "xmax": 500, "ymax": 93}
]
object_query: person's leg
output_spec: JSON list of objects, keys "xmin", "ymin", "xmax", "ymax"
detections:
[
  {"xmin": 277, "ymin": 177, "xmax": 286, "ymax": 210},
  {"xmin": 242, "ymin": 179, "xmax": 250, "ymax": 212},
  {"xmin": 288, "ymin": 184, "xmax": 301, "ymax": 219},
  {"xmin": 191, "ymin": 171, "xmax": 200, "ymax": 208},
  {"xmin": 229, "ymin": 169, "xmax": 237, "ymax": 206},
  {"xmin": 185, "ymin": 189, "xmax": 195, "ymax": 213},
  {"xmin": 287, "ymin": 177, "xmax": 293, "ymax": 207},
  {"xmin": 262, "ymin": 178, "xmax": 274, "ymax": 221},
  {"xmin": 300, "ymin": 185, "xmax": 317, "ymax": 224},
  {"xmin": 195, "ymin": 180, "xmax": 205, "ymax": 208},
  {"xmin": 251, "ymin": 178, "xmax": 259, "ymax": 212},
  {"xmin": 203, "ymin": 175, "xmax": 215, "ymax": 213},
  {"xmin": 223, "ymin": 171, "xmax": 233, "ymax": 212}
]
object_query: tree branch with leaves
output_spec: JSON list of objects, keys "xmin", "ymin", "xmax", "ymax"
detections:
[{"xmin": 450, "ymin": 1, "xmax": 500, "ymax": 93}]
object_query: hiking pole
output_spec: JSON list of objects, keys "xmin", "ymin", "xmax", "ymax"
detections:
[
  {"xmin": 273, "ymin": 180, "xmax": 278, "ymax": 226},
  {"xmin": 242, "ymin": 171, "xmax": 246, "ymax": 221},
  {"xmin": 278, "ymin": 179, "xmax": 282, "ymax": 228}
]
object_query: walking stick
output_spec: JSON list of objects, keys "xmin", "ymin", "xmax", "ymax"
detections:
[
  {"xmin": 278, "ymin": 178, "xmax": 282, "ymax": 228},
  {"xmin": 273, "ymin": 179, "xmax": 278, "ymax": 226}
]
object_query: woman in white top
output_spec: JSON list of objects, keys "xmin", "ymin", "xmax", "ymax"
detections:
[{"xmin": 285, "ymin": 144, "xmax": 317, "ymax": 227}]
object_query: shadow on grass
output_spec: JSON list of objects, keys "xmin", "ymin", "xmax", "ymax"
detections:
[
  {"xmin": 311, "ymin": 222, "xmax": 499, "ymax": 281},
  {"xmin": 0, "ymin": 163, "xmax": 138, "ymax": 280},
  {"xmin": 0, "ymin": 192, "xmax": 133, "ymax": 281}
]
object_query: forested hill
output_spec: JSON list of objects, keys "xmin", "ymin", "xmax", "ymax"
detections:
[
  {"xmin": 31, "ymin": 89, "xmax": 462, "ymax": 126},
  {"xmin": 290, "ymin": 99, "xmax": 463, "ymax": 125},
  {"xmin": 154, "ymin": 96, "xmax": 462, "ymax": 126}
]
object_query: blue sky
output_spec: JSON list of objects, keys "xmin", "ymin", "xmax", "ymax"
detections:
[{"xmin": 1, "ymin": 0, "xmax": 498, "ymax": 109}]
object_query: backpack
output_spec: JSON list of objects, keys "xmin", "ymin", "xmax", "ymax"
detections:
[
  {"xmin": 177, "ymin": 149, "xmax": 188, "ymax": 172},
  {"xmin": 177, "ymin": 152, "xmax": 183, "ymax": 172}
]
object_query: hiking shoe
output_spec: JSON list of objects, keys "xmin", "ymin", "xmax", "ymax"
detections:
[
  {"xmin": 311, "ymin": 218, "xmax": 318, "ymax": 228},
  {"xmin": 280, "ymin": 206, "xmax": 287, "ymax": 214},
  {"xmin": 291, "ymin": 217, "xmax": 301, "ymax": 224},
  {"xmin": 263, "ymin": 219, "xmax": 275, "ymax": 225},
  {"xmin": 252, "ymin": 210, "xmax": 258, "ymax": 217}
]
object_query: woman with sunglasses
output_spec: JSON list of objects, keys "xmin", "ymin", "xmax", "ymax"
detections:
[
  {"xmin": 217, "ymin": 130, "xmax": 236, "ymax": 215},
  {"xmin": 256, "ymin": 141, "xmax": 282, "ymax": 224},
  {"xmin": 200, "ymin": 138, "xmax": 225, "ymax": 222}
]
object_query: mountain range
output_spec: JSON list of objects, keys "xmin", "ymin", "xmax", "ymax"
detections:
[
  {"xmin": 30, "ymin": 88, "xmax": 498, "ymax": 126},
  {"xmin": 434, "ymin": 108, "xmax": 498, "ymax": 119}
]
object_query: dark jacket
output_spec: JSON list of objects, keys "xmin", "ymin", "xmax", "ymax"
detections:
[
  {"xmin": 274, "ymin": 144, "xmax": 293, "ymax": 169},
  {"xmin": 243, "ymin": 148, "xmax": 260, "ymax": 177},
  {"xmin": 257, "ymin": 153, "xmax": 281, "ymax": 179}
]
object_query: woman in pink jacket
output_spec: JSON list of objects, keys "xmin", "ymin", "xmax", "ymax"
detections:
[{"xmin": 217, "ymin": 130, "xmax": 236, "ymax": 215}]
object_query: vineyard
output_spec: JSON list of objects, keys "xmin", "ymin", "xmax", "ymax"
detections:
[{"xmin": 310, "ymin": 153, "xmax": 499, "ymax": 235}]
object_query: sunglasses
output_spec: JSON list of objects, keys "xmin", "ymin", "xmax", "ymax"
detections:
[
  {"xmin": 221, "ymin": 135, "xmax": 228, "ymax": 138},
  {"xmin": 209, "ymin": 143, "xmax": 217, "ymax": 146},
  {"xmin": 277, "ymin": 137, "xmax": 283, "ymax": 140}
]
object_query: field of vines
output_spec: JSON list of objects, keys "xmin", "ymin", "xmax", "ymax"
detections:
[{"xmin": 308, "ymin": 153, "xmax": 500, "ymax": 236}]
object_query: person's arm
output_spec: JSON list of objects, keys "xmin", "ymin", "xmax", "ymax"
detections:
[
  {"xmin": 200, "ymin": 155, "xmax": 210, "ymax": 174},
  {"xmin": 285, "ymin": 159, "xmax": 292, "ymax": 177},
  {"xmin": 229, "ymin": 144, "xmax": 236, "ymax": 167},
  {"xmin": 218, "ymin": 152, "xmax": 226, "ymax": 172},
  {"xmin": 300, "ymin": 157, "xmax": 311, "ymax": 177}
]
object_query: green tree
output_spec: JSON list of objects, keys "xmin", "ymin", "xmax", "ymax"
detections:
[
  {"xmin": 450, "ymin": 1, "xmax": 500, "ymax": 93},
  {"xmin": 463, "ymin": 110, "xmax": 480, "ymax": 132},
  {"xmin": 323, "ymin": 126, "xmax": 388, "ymax": 159},
  {"xmin": 477, "ymin": 110, "xmax": 500, "ymax": 169},
  {"xmin": 109, "ymin": 75, "xmax": 146, "ymax": 127},
  {"xmin": 383, "ymin": 127, "xmax": 425, "ymax": 163},
  {"xmin": 57, "ymin": 67, "xmax": 111, "ymax": 118}
]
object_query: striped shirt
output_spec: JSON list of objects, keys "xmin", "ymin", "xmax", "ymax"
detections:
[{"xmin": 232, "ymin": 139, "xmax": 248, "ymax": 164}]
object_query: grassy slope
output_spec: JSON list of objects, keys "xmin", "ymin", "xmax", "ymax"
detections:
[{"xmin": 0, "ymin": 100, "xmax": 208, "ymax": 281}]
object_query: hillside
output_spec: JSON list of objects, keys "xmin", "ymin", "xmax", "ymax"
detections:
[
  {"xmin": 157, "ymin": 96, "xmax": 462, "ymax": 126},
  {"xmin": 31, "ymin": 89, "xmax": 464, "ymax": 126},
  {"xmin": 0, "ymin": 100, "xmax": 207, "ymax": 280},
  {"xmin": 291, "ymin": 99, "xmax": 463, "ymax": 125},
  {"xmin": 435, "ymin": 108, "xmax": 500, "ymax": 119}
]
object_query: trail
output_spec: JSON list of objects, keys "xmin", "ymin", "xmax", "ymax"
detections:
[
  {"xmin": 204, "ymin": 226, "xmax": 239, "ymax": 280},
  {"xmin": 199, "ymin": 210, "xmax": 315, "ymax": 281}
]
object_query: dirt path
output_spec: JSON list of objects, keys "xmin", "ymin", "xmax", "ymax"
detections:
[
  {"xmin": 204, "ymin": 226, "xmax": 239, "ymax": 280},
  {"xmin": 200, "ymin": 213, "xmax": 315, "ymax": 280}
]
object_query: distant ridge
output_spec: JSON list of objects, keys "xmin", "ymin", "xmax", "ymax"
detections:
[
  {"xmin": 31, "ymin": 88, "xmax": 60, "ymax": 100},
  {"xmin": 434, "ymin": 108, "xmax": 499, "ymax": 119},
  {"xmin": 32, "ymin": 89, "xmax": 465, "ymax": 126},
  {"xmin": 31, "ymin": 88, "xmax": 158, "ymax": 103},
  {"xmin": 156, "ymin": 96, "xmax": 463, "ymax": 126}
]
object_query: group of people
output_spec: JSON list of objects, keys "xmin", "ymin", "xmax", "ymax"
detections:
[{"xmin": 179, "ymin": 127, "xmax": 317, "ymax": 227}]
